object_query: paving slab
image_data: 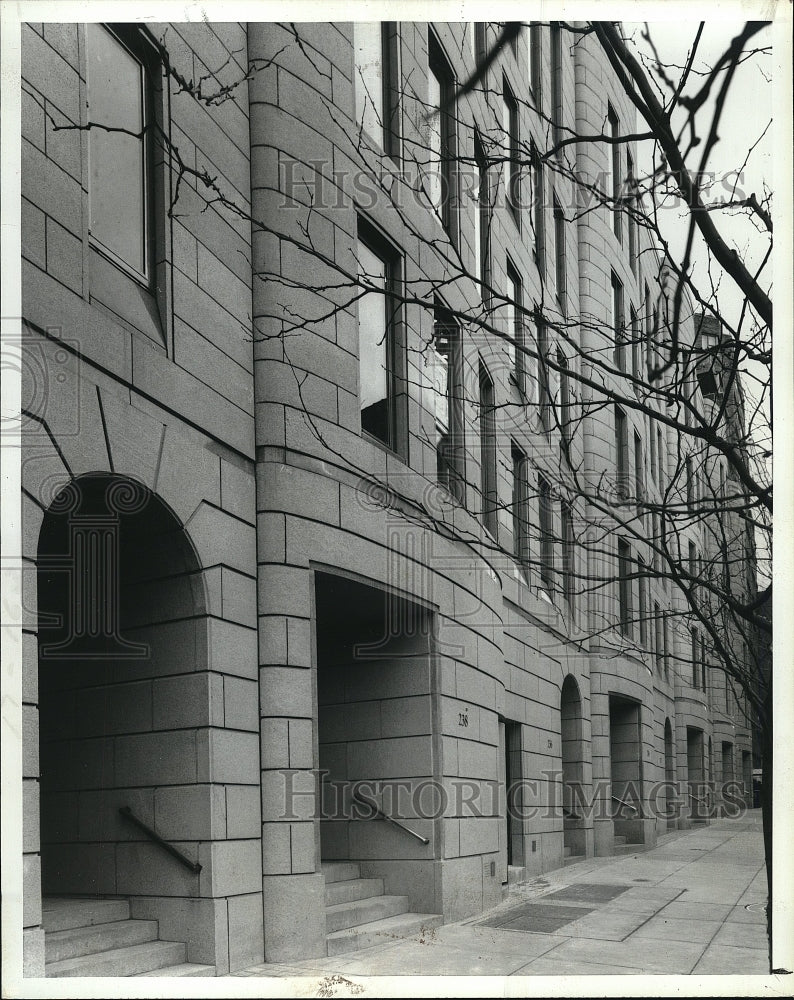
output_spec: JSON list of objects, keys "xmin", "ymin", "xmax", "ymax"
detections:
[
  {"xmin": 628, "ymin": 915, "xmax": 723, "ymax": 944},
  {"xmin": 323, "ymin": 939, "xmax": 533, "ymax": 977},
  {"xmin": 692, "ymin": 944, "xmax": 769, "ymax": 975},
  {"xmin": 535, "ymin": 935, "xmax": 706, "ymax": 975},
  {"xmin": 712, "ymin": 921, "xmax": 769, "ymax": 950},
  {"xmin": 515, "ymin": 955, "xmax": 647, "ymax": 976}
]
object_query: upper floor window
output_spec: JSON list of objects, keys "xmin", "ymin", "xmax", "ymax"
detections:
[
  {"xmin": 539, "ymin": 475, "xmax": 554, "ymax": 588},
  {"xmin": 431, "ymin": 305, "xmax": 465, "ymax": 501},
  {"xmin": 512, "ymin": 443, "xmax": 530, "ymax": 577},
  {"xmin": 474, "ymin": 130, "xmax": 491, "ymax": 296},
  {"xmin": 357, "ymin": 221, "xmax": 405, "ymax": 453},
  {"xmin": 550, "ymin": 22, "xmax": 563, "ymax": 155},
  {"xmin": 506, "ymin": 259, "xmax": 524, "ymax": 389},
  {"xmin": 630, "ymin": 306, "xmax": 640, "ymax": 380},
  {"xmin": 617, "ymin": 538, "xmax": 633, "ymax": 638},
  {"xmin": 86, "ymin": 23, "xmax": 151, "ymax": 283},
  {"xmin": 474, "ymin": 23, "xmax": 488, "ymax": 72},
  {"xmin": 531, "ymin": 143, "xmax": 545, "ymax": 278},
  {"xmin": 503, "ymin": 77, "xmax": 520, "ymax": 224},
  {"xmin": 428, "ymin": 33, "xmax": 456, "ymax": 234},
  {"xmin": 627, "ymin": 149, "xmax": 637, "ymax": 268},
  {"xmin": 561, "ymin": 498, "xmax": 575, "ymax": 607},
  {"xmin": 611, "ymin": 272, "xmax": 624, "ymax": 370},
  {"xmin": 529, "ymin": 23, "xmax": 542, "ymax": 105},
  {"xmin": 479, "ymin": 363, "xmax": 498, "ymax": 537},
  {"xmin": 615, "ymin": 405, "xmax": 629, "ymax": 499},
  {"xmin": 354, "ymin": 23, "xmax": 399, "ymax": 159},
  {"xmin": 607, "ymin": 103, "xmax": 622, "ymax": 241},
  {"xmin": 553, "ymin": 196, "xmax": 567, "ymax": 314}
]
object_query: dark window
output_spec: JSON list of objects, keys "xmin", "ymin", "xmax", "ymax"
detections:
[
  {"xmin": 474, "ymin": 131, "xmax": 491, "ymax": 296},
  {"xmin": 654, "ymin": 601, "xmax": 663, "ymax": 673},
  {"xmin": 611, "ymin": 272, "xmax": 625, "ymax": 370},
  {"xmin": 558, "ymin": 347, "xmax": 572, "ymax": 446},
  {"xmin": 634, "ymin": 430, "xmax": 644, "ymax": 513},
  {"xmin": 512, "ymin": 444, "xmax": 530, "ymax": 575},
  {"xmin": 691, "ymin": 627, "xmax": 699, "ymax": 689},
  {"xmin": 479, "ymin": 364, "xmax": 498, "ymax": 537},
  {"xmin": 428, "ymin": 33, "xmax": 456, "ymax": 236},
  {"xmin": 538, "ymin": 310, "xmax": 551, "ymax": 432},
  {"xmin": 86, "ymin": 24, "xmax": 151, "ymax": 282},
  {"xmin": 503, "ymin": 78, "xmax": 520, "ymax": 224},
  {"xmin": 532, "ymin": 143, "xmax": 545, "ymax": 277},
  {"xmin": 474, "ymin": 22, "xmax": 488, "ymax": 70},
  {"xmin": 550, "ymin": 22, "xmax": 563, "ymax": 155},
  {"xmin": 506, "ymin": 259, "xmax": 524, "ymax": 390},
  {"xmin": 637, "ymin": 556, "xmax": 647, "ymax": 646},
  {"xmin": 354, "ymin": 23, "xmax": 400, "ymax": 159},
  {"xmin": 663, "ymin": 617, "xmax": 670, "ymax": 677},
  {"xmin": 554, "ymin": 196, "xmax": 566, "ymax": 314},
  {"xmin": 357, "ymin": 221, "xmax": 405, "ymax": 453},
  {"xmin": 561, "ymin": 499, "xmax": 575, "ymax": 607},
  {"xmin": 431, "ymin": 305, "xmax": 465, "ymax": 501},
  {"xmin": 529, "ymin": 23, "xmax": 542, "ymax": 103},
  {"xmin": 649, "ymin": 416, "xmax": 657, "ymax": 484},
  {"xmin": 627, "ymin": 149, "xmax": 637, "ymax": 269},
  {"xmin": 539, "ymin": 475, "xmax": 554, "ymax": 587},
  {"xmin": 686, "ymin": 456, "xmax": 694, "ymax": 510},
  {"xmin": 615, "ymin": 405, "xmax": 629, "ymax": 499},
  {"xmin": 630, "ymin": 306, "xmax": 640, "ymax": 380},
  {"xmin": 617, "ymin": 538, "xmax": 633, "ymax": 637},
  {"xmin": 607, "ymin": 103, "xmax": 622, "ymax": 241},
  {"xmin": 657, "ymin": 426, "xmax": 664, "ymax": 485}
]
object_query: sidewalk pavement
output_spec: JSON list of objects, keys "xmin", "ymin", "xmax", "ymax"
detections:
[{"xmin": 236, "ymin": 812, "xmax": 771, "ymax": 984}]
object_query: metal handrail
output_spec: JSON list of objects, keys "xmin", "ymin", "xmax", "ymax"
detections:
[
  {"xmin": 119, "ymin": 806, "xmax": 202, "ymax": 874},
  {"xmin": 611, "ymin": 794, "xmax": 638, "ymax": 816},
  {"xmin": 352, "ymin": 789, "xmax": 430, "ymax": 846},
  {"xmin": 688, "ymin": 790, "xmax": 708, "ymax": 804}
]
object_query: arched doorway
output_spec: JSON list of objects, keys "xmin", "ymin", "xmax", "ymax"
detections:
[
  {"xmin": 37, "ymin": 474, "xmax": 208, "ymax": 901},
  {"xmin": 561, "ymin": 676, "xmax": 585, "ymax": 859}
]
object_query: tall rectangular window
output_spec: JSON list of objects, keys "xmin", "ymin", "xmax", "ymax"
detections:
[
  {"xmin": 611, "ymin": 272, "xmax": 625, "ymax": 370},
  {"xmin": 615, "ymin": 406, "xmax": 629, "ymax": 499},
  {"xmin": 663, "ymin": 617, "xmax": 670, "ymax": 677},
  {"xmin": 428, "ymin": 34, "xmax": 456, "ymax": 235},
  {"xmin": 686, "ymin": 456, "xmax": 694, "ymax": 510},
  {"xmin": 558, "ymin": 347, "xmax": 572, "ymax": 446},
  {"xmin": 691, "ymin": 627, "xmax": 699, "ymax": 688},
  {"xmin": 539, "ymin": 475, "xmax": 554, "ymax": 587},
  {"xmin": 538, "ymin": 315, "xmax": 551, "ymax": 433},
  {"xmin": 354, "ymin": 23, "xmax": 399, "ymax": 158},
  {"xmin": 627, "ymin": 149, "xmax": 637, "ymax": 269},
  {"xmin": 86, "ymin": 24, "xmax": 151, "ymax": 282},
  {"xmin": 529, "ymin": 23, "xmax": 542, "ymax": 103},
  {"xmin": 506, "ymin": 260, "xmax": 524, "ymax": 389},
  {"xmin": 550, "ymin": 22, "xmax": 563, "ymax": 155},
  {"xmin": 532, "ymin": 144, "xmax": 545, "ymax": 277},
  {"xmin": 503, "ymin": 78, "xmax": 520, "ymax": 223},
  {"xmin": 479, "ymin": 364, "xmax": 498, "ymax": 537},
  {"xmin": 554, "ymin": 196, "xmax": 567, "ymax": 313},
  {"xmin": 630, "ymin": 306, "xmax": 640, "ymax": 380},
  {"xmin": 357, "ymin": 222, "xmax": 403, "ymax": 451},
  {"xmin": 657, "ymin": 427, "xmax": 665, "ymax": 485},
  {"xmin": 474, "ymin": 132, "xmax": 490, "ymax": 296},
  {"xmin": 634, "ymin": 430, "xmax": 644, "ymax": 513},
  {"xmin": 561, "ymin": 499, "xmax": 575, "ymax": 607},
  {"xmin": 474, "ymin": 22, "xmax": 488, "ymax": 69},
  {"xmin": 649, "ymin": 416, "xmax": 657, "ymax": 484},
  {"xmin": 700, "ymin": 634, "xmax": 707, "ymax": 692},
  {"xmin": 512, "ymin": 444, "xmax": 530, "ymax": 575},
  {"xmin": 637, "ymin": 556, "xmax": 647, "ymax": 646},
  {"xmin": 431, "ymin": 305, "xmax": 464, "ymax": 501},
  {"xmin": 654, "ymin": 601, "xmax": 663, "ymax": 672},
  {"xmin": 617, "ymin": 538, "xmax": 633, "ymax": 637},
  {"xmin": 607, "ymin": 103, "xmax": 622, "ymax": 241}
]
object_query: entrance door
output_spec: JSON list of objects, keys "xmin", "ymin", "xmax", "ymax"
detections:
[{"xmin": 497, "ymin": 720, "xmax": 508, "ymax": 883}]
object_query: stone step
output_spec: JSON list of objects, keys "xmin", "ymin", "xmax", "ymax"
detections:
[
  {"xmin": 42, "ymin": 898, "xmax": 130, "ymax": 933},
  {"xmin": 613, "ymin": 842, "xmax": 650, "ymax": 855},
  {"xmin": 45, "ymin": 940, "xmax": 186, "ymax": 978},
  {"xmin": 45, "ymin": 919, "xmax": 159, "ymax": 963},
  {"xmin": 321, "ymin": 862, "xmax": 362, "ymax": 884},
  {"xmin": 507, "ymin": 866, "xmax": 526, "ymax": 885},
  {"xmin": 613, "ymin": 835, "xmax": 627, "ymax": 846},
  {"xmin": 326, "ymin": 894, "xmax": 410, "ymax": 933},
  {"xmin": 327, "ymin": 912, "xmax": 443, "ymax": 957},
  {"xmin": 563, "ymin": 845, "xmax": 572, "ymax": 858},
  {"xmin": 137, "ymin": 963, "xmax": 216, "ymax": 977},
  {"xmin": 325, "ymin": 877, "xmax": 384, "ymax": 907},
  {"xmin": 564, "ymin": 854, "xmax": 586, "ymax": 866}
]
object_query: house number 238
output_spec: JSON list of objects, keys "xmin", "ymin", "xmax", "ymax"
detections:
[{"xmin": 458, "ymin": 712, "xmax": 468, "ymax": 727}]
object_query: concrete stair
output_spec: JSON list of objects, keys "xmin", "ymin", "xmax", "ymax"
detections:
[
  {"xmin": 43, "ymin": 897, "xmax": 214, "ymax": 977},
  {"xmin": 322, "ymin": 862, "xmax": 442, "ymax": 956}
]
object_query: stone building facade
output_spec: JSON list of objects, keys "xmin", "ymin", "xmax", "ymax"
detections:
[{"xmin": 18, "ymin": 19, "xmax": 754, "ymax": 976}]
